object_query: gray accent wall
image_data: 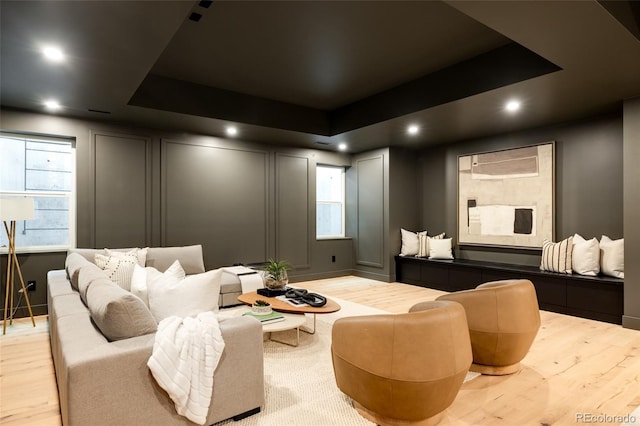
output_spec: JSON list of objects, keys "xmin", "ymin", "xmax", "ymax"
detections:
[
  {"xmin": 0, "ymin": 109, "xmax": 353, "ymax": 317},
  {"xmin": 419, "ymin": 113, "xmax": 624, "ymax": 266},
  {"xmin": 623, "ymin": 97, "xmax": 640, "ymax": 330}
]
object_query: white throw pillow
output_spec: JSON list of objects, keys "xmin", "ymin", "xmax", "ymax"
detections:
[
  {"xmin": 131, "ymin": 260, "xmax": 185, "ymax": 307},
  {"xmin": 400, "ymin": 228, "xmax": 425, "ymax": 256},
  {"xmin": 571, "ymin": 234, "xmax": 600, "ymax": 276},
  {"xmin": 95, "ymin": 252, "xmax": 139, "ymax": 291},
  {"xmin": 420, "ymin": 232, "xmax": 445, "ymax": 258},
  {"xmin": 540, "ymin": 237, "xmax": 573, "ymax": 274},
  {"xmin": 600, "ymin": 235, "xmax": 624, "ymax": 278},
  {"xmin": 428, "ymin": 238, "xmax": 454, "ymax": 260},
  {"xmin": 148, "ymin": 268, "xmax": 222, "ymax": 322}
]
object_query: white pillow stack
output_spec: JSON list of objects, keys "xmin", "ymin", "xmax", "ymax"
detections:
[
  {"xmin": 400, "ymin": 229, "xmax": 449, "ymax": 258},
  {"xmin": 542, "ymin": 234, "xmax": 624, "ymax": 278}
]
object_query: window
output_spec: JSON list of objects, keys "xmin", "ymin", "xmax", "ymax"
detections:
[
  {"xmin": 316, "ymin": 165, "xmax": 345, "ymax": 238},
  {"xmin": 0, "ymin": 132, "xmax": 76, "ymax": 252}
]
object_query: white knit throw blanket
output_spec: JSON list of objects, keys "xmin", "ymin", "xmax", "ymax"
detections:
[{"xmin": 148, "ymin": 311, "xmax": 225, "ymax": 425}]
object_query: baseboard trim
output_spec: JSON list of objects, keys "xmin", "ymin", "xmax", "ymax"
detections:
[
  {"xmin": 622, "ymin": 315, "xmax": 640, "ymax": 330},
  {"xmin": 352, "ymin": 270, "xmax": 392, "ymax": 282},
  {"xmin": 290, "ymin": 270, "xmax": 354, "ymax": 283}
]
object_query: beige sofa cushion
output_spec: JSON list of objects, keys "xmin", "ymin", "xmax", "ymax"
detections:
[
  {"xmin": 77, "ymin": 262, "xmax": 110, "ymax": 305},
  {"xmin": 86, "ymin": 279, "xmax": 157, "ymax": 341},
  {"xmin": 146, "ymin": 245, "xmax": 205, "ymax": 275},
  {"xmin": 65, "ymin": 252, "xmax": 90, "ymax": 291}
]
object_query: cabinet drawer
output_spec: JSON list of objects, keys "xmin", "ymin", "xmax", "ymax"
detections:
[
  {"xmin": 420, "ymin": 263, "xmax": 450, "ymax": 291},
  {"xmin": 567, "ymin": 281, "xmax": 623, "ymax": 317}
]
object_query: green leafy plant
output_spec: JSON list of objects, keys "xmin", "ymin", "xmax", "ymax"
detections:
[
  {"xmin": 253, "ymin": 299, "xmax": 270, "ymax": 307},
  {"xmin": 263, "ymin": 259, "xmax": 291, "ymax": 281}
]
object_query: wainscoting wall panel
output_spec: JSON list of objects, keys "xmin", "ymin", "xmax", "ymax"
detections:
[
  {"xmin": 356, "ymin": 155, "xmax": 384, "ymax": 268},
  {"xmin": 91, "ymin": 132, "xmax": 151, "ymax": 248},
  {"xmin": 275, "ymin": 153, "xmax": 310, "ymax": 269},
  {"xmin": 162, "ymin": 140, "xmax": 269, "ymax": 268}
]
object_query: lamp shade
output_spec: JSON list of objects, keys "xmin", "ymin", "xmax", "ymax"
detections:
[{"xmin": 0, "ymin": 198, "xmax": 35, "ymax": 221}]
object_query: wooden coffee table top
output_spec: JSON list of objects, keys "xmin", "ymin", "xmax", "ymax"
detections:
[{"xmin": 237, "ymin": 291, "xmax": 341, "ymax": 314}]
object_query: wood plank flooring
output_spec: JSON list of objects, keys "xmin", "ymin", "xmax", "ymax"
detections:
[{"xmin": 1, "ymin": 275, "xmax": 640, "ymax": 425}]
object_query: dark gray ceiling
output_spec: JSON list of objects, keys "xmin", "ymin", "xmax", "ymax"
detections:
[{"xmin": 1, "ymin": 1, "xmax": 639, "ymax": 153}]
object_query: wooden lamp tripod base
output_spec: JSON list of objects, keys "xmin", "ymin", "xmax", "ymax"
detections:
[{"xmin": 3, "ymin": 220, "xmax": 36, "ymax": 335}]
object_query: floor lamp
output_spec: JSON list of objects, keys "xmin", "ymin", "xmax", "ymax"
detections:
[{"xmin": 1, "ymin": 198, "xmax": 36, "ymax": 335}]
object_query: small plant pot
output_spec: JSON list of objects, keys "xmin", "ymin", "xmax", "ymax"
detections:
[{"xmin": 251, "ymin": 304, "xmax": 272, "ymax": 315}]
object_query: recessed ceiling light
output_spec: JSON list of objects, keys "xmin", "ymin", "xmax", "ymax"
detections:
[
  {"xmin": 407, "ymin": 125, "xmax": 419, "ymax": 135},
  {"xmin": 225, "ymin": 126, "xmax": 238, "ymax": 136},
  {"xmin": 42, "ymin": 46, "xmax": 65, "ymax": 62},
  {"xmin": 505, "ymin": 100, "xmax": 521, "ymax": 112},
  {"xmin": 338, "ymin": 143, "xmax": 347, "ymax": 151},
  {"xmin": 43, "ymin": 100, "xmax": 61, "ymax": 111}
]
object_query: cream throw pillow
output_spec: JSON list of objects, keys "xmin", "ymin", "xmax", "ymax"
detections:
[
  {"xmin": 540, "ymin": 237, "xmax": 573, "ymax": 274},
  {"xmin": 131, "ymin": 260, "xmax": 186, "ymax": 307},
  {"xmin": 95, "ymin": 252, "xmax": 139, "ymax": 291},
  {"xmin": 428, "ymin": 238, "xmax": 454, "ymax": 260},
  {"xmin": 571, "ymin": 234, "xmax": 600, "ymax": 276},
  {"xmin": 600, "ymin": 235, "xmax": 624, "ymax": 278},
  {"xmin": 400, "ymin": 229, "xmax": 425, "ymax": 256},
  {"xmin": 148, "ymin": 269, "xmax": 222, "ymax": 322}
]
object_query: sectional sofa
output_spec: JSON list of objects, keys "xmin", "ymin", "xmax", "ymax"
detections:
[{"xmin": 47, "ymin": 245, "xmax": 265, "ymax": 426}]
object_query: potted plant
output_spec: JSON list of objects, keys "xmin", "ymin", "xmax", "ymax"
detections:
[
  {"xmin": 251, "ymin": 299, "xmax": 272, "ymax": 315},
  {"xmin": 263, "ymin": 258, "xmax": 291, "ymax": 290}
]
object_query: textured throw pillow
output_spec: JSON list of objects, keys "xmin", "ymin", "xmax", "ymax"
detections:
[
  {"xmin": 572, "ymin": 234, "xmax": 600, "ymax": 276},
  {"xmin": 105, "ymin": 247, "xmax": 148, "ymax": 266},
  {"xmin": 540, "ymin": 237, "xmax": 573, "ymax": 274},
  {"xmin": 95, "ymin": 252, "xmax": 139, "ymax": 291},
  {"xmin": 147, "ymin": 268, "xmax": 223, "ymax": 322},
  {"xmin": 400, "ymin": 228, "xmax": 423, "ymax": 256},
  {"xmin": 428, "ymin": 238, "xmax": 454, "ymax": 260},
  {"xmin": 600, "ymin": 235, "xmax": 624, "ymax": 278},
  {"xmin": 85, "ymin": 279, "xmax": 157, "ymax": 341},
  {"xmin": 131, "ymin": 260, "xmax": 186, "ymax": 307}
]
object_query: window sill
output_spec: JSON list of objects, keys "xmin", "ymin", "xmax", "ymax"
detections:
[{"xmin": 316, "ymin": 237, "xmax": 352, "ymax": 241}]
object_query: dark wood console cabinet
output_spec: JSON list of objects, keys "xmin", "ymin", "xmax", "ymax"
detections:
[{"xmin": 395, "ymin": 256, "xmax": 624, "ymax": 324}]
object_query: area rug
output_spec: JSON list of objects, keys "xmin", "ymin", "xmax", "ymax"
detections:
[{"xmin": 214, "ymin": 298, "xmax": 478, "ymax": 426}]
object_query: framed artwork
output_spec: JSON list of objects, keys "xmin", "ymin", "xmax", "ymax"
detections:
[{"xmin": 457, "ymin": 142, "xmax": 554, "ymax": 249}]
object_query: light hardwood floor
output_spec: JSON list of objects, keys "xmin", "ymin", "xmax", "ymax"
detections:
[{"xmin": 1, "ymin": 276, "xmax": 640, "ymax": 425}]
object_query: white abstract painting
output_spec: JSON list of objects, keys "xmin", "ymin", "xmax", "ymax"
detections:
[{"xmin": 458, "ymin": 143, "xmax": 554, "ymax": 248}]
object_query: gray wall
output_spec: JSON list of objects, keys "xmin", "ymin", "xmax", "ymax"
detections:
[
  {"xmin": 1, "ymin": 109, "xmax": 353, "ymax": 317},
  {"xmin": 623, "ymin": 97, "xmax": 640, "ymax": 330},
  {"xmin": 419, "ymin": 113, "xmax": 624, "ymax": 266}
]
